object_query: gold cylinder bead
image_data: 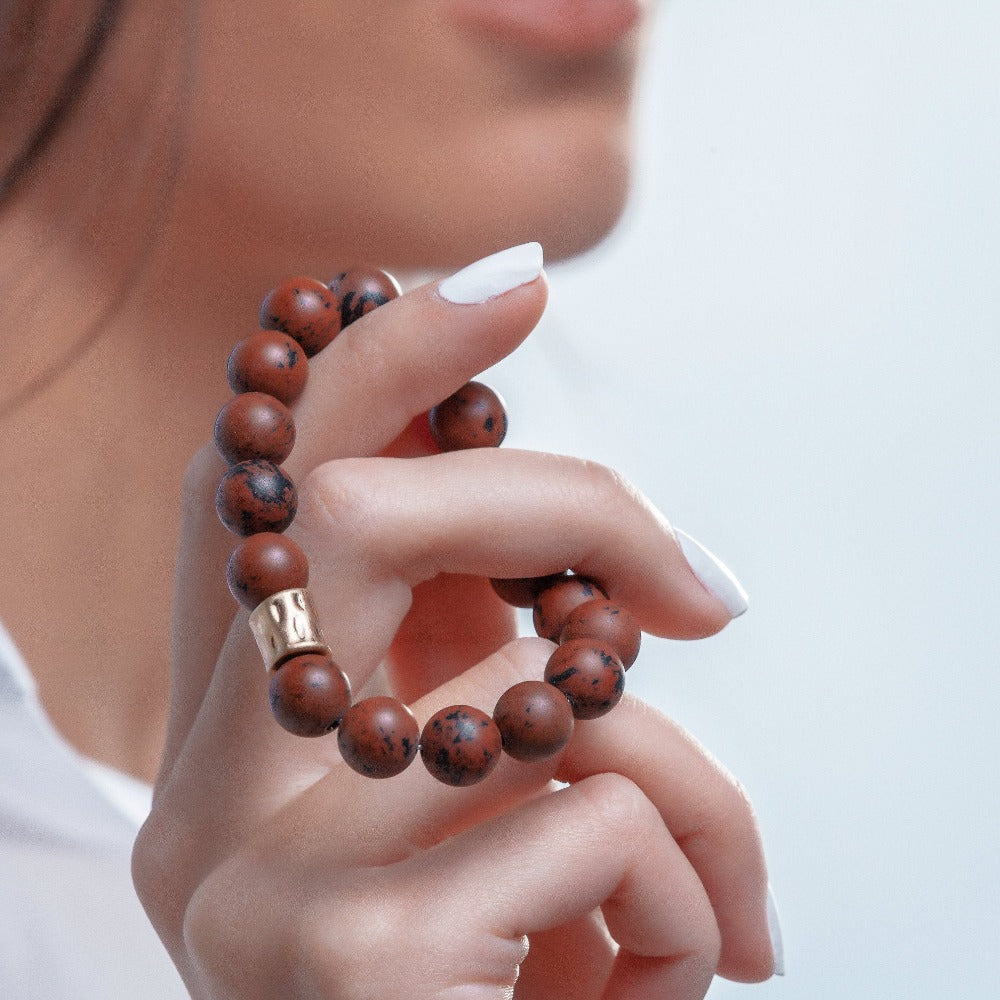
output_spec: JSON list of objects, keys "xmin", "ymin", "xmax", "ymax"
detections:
[{"xmin": 248, "ymin": 588, "xmax": 328, "ymax": 672}]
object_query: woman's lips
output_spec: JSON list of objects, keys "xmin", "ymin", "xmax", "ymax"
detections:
[{"xmin": 447, "ymin": 0, "xmax": 644, "ymax": 55}]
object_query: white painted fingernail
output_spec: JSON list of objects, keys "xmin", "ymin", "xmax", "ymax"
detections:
[
  {"xmin": 438, "ymin": 242, "xmax": 544, "ymax": 304},
  {"xmin": 674, "ymin": 528, "xmax": 749, "ymax": 619},
  {"xmin": 767, "ymin": 883, "xmax": 785, "ymax": 976}
]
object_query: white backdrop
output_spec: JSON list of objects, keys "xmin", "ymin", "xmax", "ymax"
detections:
[{"xmin": 491, "ymin": 2, "xmax": 1000, "ymax": 996}]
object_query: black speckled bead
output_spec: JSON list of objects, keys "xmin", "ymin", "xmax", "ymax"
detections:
[
  {"xmin": 544, "ymin": 638, "xmax": 625, "ymax": 721},
  {"xmin": 215, "ymin": 459, "xmax": 297, "ymax": 536},
  {"xmin": 533, "ymin": 575, "xmax": 608, "ymax": 643},
  {"xmin": 338, "ymin": 697, "xmax": 420, "ymax": 778},
  {"xmin": 214, "ymin": 391, "xmax": 296, "ymax": 466},
  {"xmin": 329, "ymin": 266, "xmax": 401, "ymax": 328},
  {"xmin": 429, "ymin": 381, "xmax": 508, "ymax": 451},
  {"xmin": 560, "ymin": 599, "xmax": 641, "ymax": 670},
  {"xmin": 258, "ymin": 276, "xmax": 341, "ymax": 357},
  {"xmin": 227, "ymin": 331, "xmax": 308, "ymax": 405},
  {"xmin": 268, "ymin": 652, "xmax": 352, "ymax": 737},
  {"xmin": 226, "ymin": 532, "xmax": 309, "ymax": 609},
  {"xmin": 493, "ymin": 680, "xmax": 575, "ymax": 763},
  {"xmin": 420, "ymin": 705, "xmax": 502, "ymax": 786}
]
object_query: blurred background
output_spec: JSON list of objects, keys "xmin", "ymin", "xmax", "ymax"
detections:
[{"xmin": 489, "ymin": 1, "xmax": 1000, "ymax": 996}]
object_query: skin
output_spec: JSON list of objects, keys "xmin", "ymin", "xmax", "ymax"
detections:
[{"xmin": 0, "ymin": 1, "xmax": 775, "ymax": 996}]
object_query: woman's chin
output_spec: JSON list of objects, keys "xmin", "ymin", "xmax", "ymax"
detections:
[{"xmin": 374, "ymin": 145, "xmax": 633, "ymax": 269}]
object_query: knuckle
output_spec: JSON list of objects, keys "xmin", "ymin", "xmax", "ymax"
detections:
[
  {"xmin": 683, "ymin": 765, "xmax": 762, "ymax": 859},
  {"xmin": 296, "ymin": 458, "xmax": 382, "ymax": 555},
  {"xmin": 576, "ymin": 771, "xmax": 659, "ymax": 839},
  {"xmin": 572, "ymin": 458, "xmax": 646, "ymax": 521}
]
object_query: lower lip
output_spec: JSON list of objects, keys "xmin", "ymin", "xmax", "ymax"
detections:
[{"xmin": 447, "ymin": 0, "xmax": 644, "ymax": 56}]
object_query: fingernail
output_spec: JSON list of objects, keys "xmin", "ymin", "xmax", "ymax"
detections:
[
  {"xmin": 674, "ymin": 528, "xmax": 749, "ymax": 619},
  {"xmin": 438, "ymin": 242, "xmax": 544, "ymax": 304},
  {"xmin": 767, "ymin": 883, "xmax": 785, "ymax": 976}
]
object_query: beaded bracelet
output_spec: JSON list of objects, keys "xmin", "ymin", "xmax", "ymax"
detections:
[{"xmin": 214, "ymin": 267, "xmax": 643, "ymax": 787}]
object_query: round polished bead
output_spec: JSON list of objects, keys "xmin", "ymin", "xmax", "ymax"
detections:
[
  {"xmin": 489, "ymin": 572, "xmax": 569, "ymax": 610},
  {"xmin": 329, "ymin": 266, "xmax": 401, "ymax": 328},
  {"xmin": 544, "ymin": 638, "xmax": 625, "ymax": 721},
  {"xmin": 420, "ymin": 705, "xmax": 502, "ymax": 787},
  {"xmin": 258, "ymin": 276, "xmax": 341, "ymax": 357},
  {"xmin": 533, "ymin": 575, "xmax": 608, "ymax": 642},
  {"xmin": 429, "ymin": 381, "xmax": 508, "ymax": 452},
  {"xmin": 560, "ymin": 599, "xmax": 641, "ymax": 670},
  {"xmin": 338, "ymin": 697, "xmax": 420, "ymax": 778},
  {"xmin": 216, "ymin": 459, "xmax": 297, "ymax": 536},
  {"xmin": 214, "ymin": 391, "xmax": 296, "ymax": 465},
  {"xmin": 226, "ymin": 533, "xmax": 309, "ymax": 609},
  {"xmin": 227, "ymin": 331, "xmax": 308, "ymax": 405},
  {"xmin": 268, "ymin": 652, "xmax": 352, "ymax": 737},
  {"xmin": 493, "ymin": 681, "xmax": 574, "ymax": 763}
]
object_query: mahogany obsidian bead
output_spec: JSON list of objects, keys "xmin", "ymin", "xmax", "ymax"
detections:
[
  {"xmin": 493, "ymin": 680, "xmax": 574, "ymax": 763},
  {"xmin": 227, "ymin": 331, "xmax": 308, "ymax": 405},
  {"xmin": 215, "ymin": 459, "xmax": 297, "ymax": 536},
  {"xmin": 489, "ymin": 572, "xmax": 570, "ymax": 610},
  {"xmin": 560, "ymin": 599, "xmax": 641, "ymax": 670},
  {"xmin": 214, "ymin": 391, "xmax": 296, "ymax": 465},
  {"xmin": 258, "ymin": 276, "xmax": 341, "ymax": 357},
  {"xmin": 328, "ymin": 266, "xmax": 402, "ymax": 329},
  {"xmin": 544, "ymin": 638, "xmax": 625, "ymax": 721},
  {"xmin": 533, "ymin": 575, "xmax": 608, "ymax": 643},
  {"xmin": 268, "ymin": 652, "xmax": 352, "ymax": 737},
  {"xmin": 226, "ymin": 532, "xmax": 309, "ymax": 609},
  {"xmin": 338, "ymin": 697, "xmax": 420, "ymax": 778},
  {"xmin": 428, "ymin": 381, "xmax": 508, "ymax": 452},
  {"xmin": 420, "ymin": 705, "xmax": 502, "ymax": 787}
]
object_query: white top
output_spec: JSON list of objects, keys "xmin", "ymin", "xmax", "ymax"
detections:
[{"xmin": 0, "ymin": 622, "xmax": 188, "ymax": 999}]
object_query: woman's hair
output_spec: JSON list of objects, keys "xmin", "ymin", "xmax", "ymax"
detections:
[
  {"xmin": 0, "ymin": 0, "xmax": 196, "ymax": 419},
  {"xmin": 0, "ymin": 0, "xmax": 124, "ymax": 205}
]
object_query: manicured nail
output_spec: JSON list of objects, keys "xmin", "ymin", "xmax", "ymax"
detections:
[
  {"xmin": 438, "ymin": 242, "xmax": 544, "ymax": 304},
  {"xmin": 674, "ymin": 528, "xmax": 749, "ymax": 619},
  {"xmin": 767, "ymin": 883, "xmax": 785, "ymax": 976}
]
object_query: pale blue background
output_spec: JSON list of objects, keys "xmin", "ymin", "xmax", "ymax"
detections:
[{"xmin": 496, "ymin": 2, "xmax": 999, "ymax": 996}]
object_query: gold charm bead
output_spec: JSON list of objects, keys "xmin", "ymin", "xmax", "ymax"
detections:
[{"xmin": 248, "ymin": 588, "xmax": 328, "ymax": 672}]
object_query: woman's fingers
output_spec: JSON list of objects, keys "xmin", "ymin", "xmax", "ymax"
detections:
[
  {"xmin": 297, "ymin": 449, "xmax": 736, "ymax": 660},
  {"xmin": 288, "ymin": 266, "xmax": 546, "ymax": 467},
  {"xmin": 165, "ymin": 446, "xmax": 742, "ymax": 833},
  {"xmin": 325, "ymin": 643, "xmax": 772, "ymax": 985},
  {"xmin": 557, "ymin": 698, "xmax": 775, "ymax": 983},
  {"xmin": 400, "ymin": 774, "xmax": 720, "ymax": 1000},
  {"xmin": 178, "ymin": 776, "xmax": 718, "ymax": 1000},
  {"xmin": 164, "ymin": 261, "xmax": 548, "ymax": 776}
]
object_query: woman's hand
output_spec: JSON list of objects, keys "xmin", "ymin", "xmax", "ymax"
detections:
[{"xmin": 132, "ymin": 264, "xmax": 776, "ymax": 998}]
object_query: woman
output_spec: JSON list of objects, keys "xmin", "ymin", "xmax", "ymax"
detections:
[{"xmin": 0, "ymin": 1, "xmax": 778, "ymax": 996}]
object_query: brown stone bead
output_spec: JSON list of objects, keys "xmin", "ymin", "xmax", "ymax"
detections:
[
  {"xmin": 258, "ymin": 276, "xmax": 341, "ymax": 357},
  {"xmin": 533, "ymin": 575, "xmax": 608, "ymax": 642},
  {"xmin": 214, "ymin": 391, "xmax": 296, "ymax": 466},
  {"xmin": 544, "ymin": 638, "xmax": 625, "ymax": 721},
  {"xmin": 489, "ymin": 572, "xmax": 570, "ymax": 609},
  {"xmin": 216, "ymin": 459, "xmax": 297, "ymax": 536},
  {"xmin": 338, "ymin": 696, "xmax": 419, "ymax": 778},
  {"xmin": 268, "ymin": 652, "xmax": 352, "ymax": 737},
  {"xmin": 493, "ymin": 681, "xmax": 574, "ymax": 763},
  {"xmin": 227, "ymin": 331, "xmax": 308, "ymax": 405},
  {"xmin": 560, "ymin": 599, "xmax": 641, "ymax": 670},
  {"xmin": 226, "ymin": 532, "xmax": 309, "ymax": 609},
  {"xmin": 429, "ymin": 381, "xmax": 508, "ymax": 451},
  {"xmin": 420, "ymin": 705, "xmax": 502, "ymax": 787},
  {"xmin": 329, "ymin": 266, "xmax": 401, "ymax": 328}
]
